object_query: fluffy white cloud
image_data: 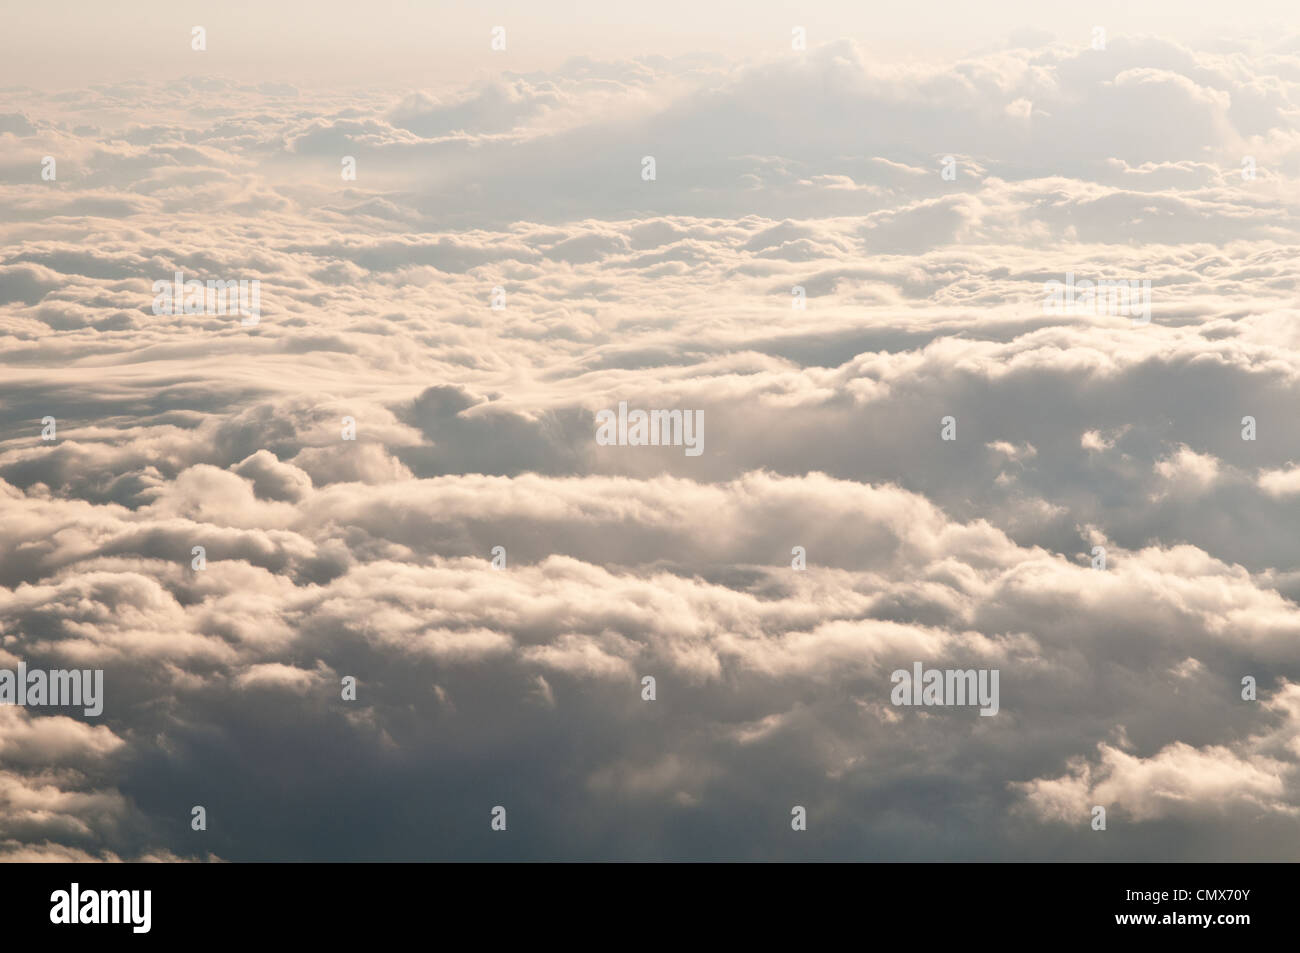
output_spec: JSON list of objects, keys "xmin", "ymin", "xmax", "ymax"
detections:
[{"xmin": 3, "ymin": 32, "xmax": 1300, "ymax": 860}]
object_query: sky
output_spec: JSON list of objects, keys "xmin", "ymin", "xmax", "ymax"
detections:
[
  {"xmin": 4, "ymin": 0, "xmax": 1298, "ymax": 87},
  {"xmin": 1, "ymin": 2, "xmax": 1299, "ymax": 861}
]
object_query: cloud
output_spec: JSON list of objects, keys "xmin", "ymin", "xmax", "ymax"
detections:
[{"xmin": 3, "ymin": 31, "xmax": 1300, "ymax": 860}]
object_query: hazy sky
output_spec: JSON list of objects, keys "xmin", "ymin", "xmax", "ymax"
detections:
[{"xmin": 5, "ymin": 0, "xmax": 1298, "ymax": 87}]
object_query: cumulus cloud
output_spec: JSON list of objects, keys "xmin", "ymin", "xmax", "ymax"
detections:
[{"xmin": 3, "ymin": 30, "xmax": 1300, "ymax": 860}]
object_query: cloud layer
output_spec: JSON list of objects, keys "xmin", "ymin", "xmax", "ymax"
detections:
[{"xmin": 2, "ymin": 32, "xmax": 1300, "ymax": 860}]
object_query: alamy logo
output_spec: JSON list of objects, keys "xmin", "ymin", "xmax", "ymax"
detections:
[
  {"xmin": 891, "ymin": 662, "xmax": 1000, "ymax": 716},
  {"xmin": 50, "ymin": 884, "xmax": 150, "ymax": 933},
  {"xmin": 0, "ymin": 662, "xmax": 103, "ymax": 716},
  {"xmin": 595, "ymin": 401, "xmax": 704, "ymax": 456},
  {"xmin": 152, "ymin": 270, "xmax": 261, "ymax": 325},
  {"xmin": 1043, "ymin": 272, "xmax": 1151, "ymax": 324}
]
